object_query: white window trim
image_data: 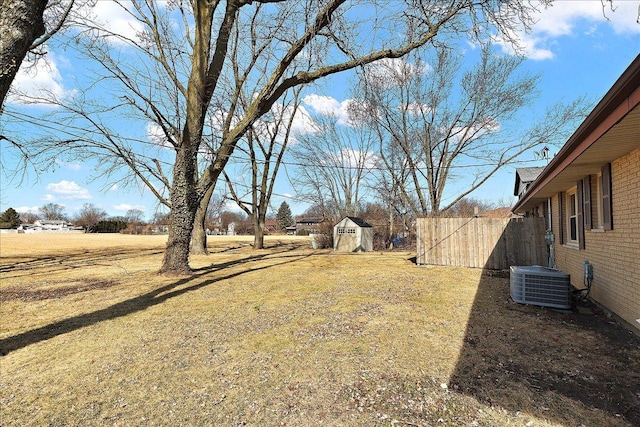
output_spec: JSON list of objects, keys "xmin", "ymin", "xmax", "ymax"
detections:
[{"xmin": 565, "ymin": 187, "xmax": 579, "ymax": 248}]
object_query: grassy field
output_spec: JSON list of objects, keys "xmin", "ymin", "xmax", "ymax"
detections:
[{"xmin": 1, "ymin": 233, "xmax": 638, "ymax": 426}]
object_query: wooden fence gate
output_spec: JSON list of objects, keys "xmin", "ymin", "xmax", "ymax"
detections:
[{"xmin": 416, "ymin": 217, "xmax": 547, "ymax": 269}]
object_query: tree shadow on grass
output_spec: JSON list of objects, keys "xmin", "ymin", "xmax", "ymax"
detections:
[
  {"xmin": 0, "ymin": 243, "xmax": 312, "ymax": 356},
  {"xmin": 0, "ymin": 247, "xmax": 165, "ymax": 279},
  {"xmin": 448, "ymin": 269, "xmax": 640, "ymax": 426}
]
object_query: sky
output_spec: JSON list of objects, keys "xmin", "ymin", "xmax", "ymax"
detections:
[{"xmin": 1, "ymin": 1, "xmax": 639, "ymax": 221}]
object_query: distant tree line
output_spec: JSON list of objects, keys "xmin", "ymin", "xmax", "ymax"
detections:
[
  {"xmin": 0, "ymin": 203, "xmax": 146, "ymax": 233},
  {"xmin": 94, "ymin": 220, "xmax": 128, "ymax": 233}
]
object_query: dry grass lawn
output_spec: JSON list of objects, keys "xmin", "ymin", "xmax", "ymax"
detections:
[{"xmin": 1, "ymin": 233, "xmax": 638, "ymax": 426}]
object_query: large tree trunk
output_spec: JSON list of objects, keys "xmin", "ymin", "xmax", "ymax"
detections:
[
  {"xmin": 160, "ymin": 149, "xmax": 199, "ymax": 274},
  {"xmin": 253, "ymin": 215, "xmax": 265, "ymax": 249},
  {"xmin": 190, "ymin": 211, "xmax": 208, "ymax": 255},
  {"xmin": 0, "ymin": 0, "xmax": 47, "ymax": 108},
  {"xmin": 159, "ymin": 0, "xmax": 218, "ymax": 274},
  {"xmin": 190, "ymin": 184, "xmax": 215, "ymax": 255}
]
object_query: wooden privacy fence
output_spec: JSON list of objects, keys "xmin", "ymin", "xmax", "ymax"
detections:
[{"xmin": 416, "ymin": 217, "xmax": 547, "ymax": 269}]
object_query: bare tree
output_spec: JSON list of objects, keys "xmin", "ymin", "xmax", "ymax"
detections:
[
  {"xmin": 291, "ymin": 113, "xmax": 376, "ymax": 220},
  {"xmin": 224, "ymin": 89, "xmax": 303, "ymax": 249},
  {"xmin": 125, "ymin": 209, "xmax": 145, "ymax": 225},
  {"xmin": 74, "ymin": 203, "xmax": 107, "ymax": 232},
  {"xmin": 189, "ymin": 10, "xmax": 311, "ymax": 254},
  {"xmin": 369, "ymin": 137, "xmax": 415, "ymax": 244},
  {"xmin": 19, "ymin": 211, "xmax": 40, "ymax": 224},
  {"xmin": 10, "ymin": 0, "xmax": 548, "ymax": 274},
  {"xmin": 203, "ymin": 192, "xmax": 226, "ymax": 234},
  {"xmin": 150, "ymin": 210, "xmax": 170, "ymax": 226},
  {"xmin": 0, "ymin": 0, "xmax": 76, "ymax": 109},
  {"xmin": 359, "ymin": 44, "xmax": 588, "ymax": 216},
  {"xmin": 444, "ymin": 197, "xmax": 494, "ymax": 217},
  {"xmin": 39, "ymin": 202, "xmax": 66, "ymax": 220}
]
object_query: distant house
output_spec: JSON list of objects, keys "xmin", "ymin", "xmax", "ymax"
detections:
[
  {"xmin": 512, "ymin": 54, "xmax": 640, "ymax": 332},
  {"xmin": 295, "ymin": 217, "xmax": 324, "ymax": 235},
  {"xmin": 21, "ymin": 219, "xmax": 73, "ymax": 232},
  {"xmin": 333, "ymin": 216, "xmax": 373, "ymax": 252},
  {"xmin": 513, "ymin": 167, "xmax": 545, "ymax": 199},
  {"xmin": 285, "ymin": 225, "xmax": 297, "ymax": 235},
  {"xmin": 264, "ymin": 219, "xmax": 278, "ymax": 234}
]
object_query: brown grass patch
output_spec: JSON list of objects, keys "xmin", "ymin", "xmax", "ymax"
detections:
[
  {"xmin": 0, "ymin": 278, "xmax": 117, "ymax": 301},
  {"xmin": 0, "ymin": 234, "xmax": 638, "ymax": 426}
]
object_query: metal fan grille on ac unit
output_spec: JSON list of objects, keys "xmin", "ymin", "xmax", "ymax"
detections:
[{"xmin": 510, "ymin": 266, "xmax": 571, "ymax": 309}]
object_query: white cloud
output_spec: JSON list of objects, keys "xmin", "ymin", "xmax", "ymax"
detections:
[
  {"xmin": 113, "ymin": 203, "xmax": 146, "ymax": 212},
  {"xmin": 362, "ymin": 58, "xmax": 431, "ymax": 93},
  {"xmin": 41, "ymin": 194, "xmax": 57, "ymax": 201},
  {"xmin": 109, "ymin": 184, "xmax": 119, "ymax": 191},
  {"xmin": 146, "ymin": 122, "xmax": 174, "ymax": 148},
  {"xmin": 495, "ymin": 1, "xmax": 640, "ymax": 60},
  {"xmin": 7, "ymin": 53, "xmax": 75, "ymax": 105},
  {"xmin": 405, "ymin": 102, "xmax": 432, "ymax": 116},
  {"xmin": 283, "ymin": 104, "xmax": 318, "ymax": 136},
  {"xmin": 491, "ymin": 31, "xmax": 554, "ymax": 61},
  {"xmin": 85, "ymin": 1, "xmax": 145, "ymax": 44},
  {"xmin": 534, "ymin": 2, "xmax": 640, "ymax": 36},
  {"xmin": 369, "ymin": 57, "xmax": 431, "ymax": 79},
  {"xmin": 55, "ymin": 159, "xmax": 83, "ymax": 171},
  {"xmin": 15, "ymin": 206, "xmax": 41, "ymax": 214},
  {"xmin": 337, "ymin": 148, "xmax": 379, "ymax": 170},
  {"xmin": 451, "ymin": 117, "xmax": 501, "ymax": 143},
  {"xmin": 302, "ymin": 95, "xmax": 354, "ymax": 125},
  {"xmin": 45, "ymin": 180, "xmax": 91, "ymax": 200},
  {"xmin": 252, "ymin": 103, "xmax": 319, "ymax": 144},
  {"xmin": 303, "ymin": 94, "xmax": 344, "ymax": 115}
]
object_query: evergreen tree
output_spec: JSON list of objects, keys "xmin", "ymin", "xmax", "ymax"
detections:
[
  {"xmin": 275, "ymin": 202, "xmax": 294, "ymax": 231},
  {"xmin": 0, "ymin": 208, "xmax": 22, "ymax": 228}
]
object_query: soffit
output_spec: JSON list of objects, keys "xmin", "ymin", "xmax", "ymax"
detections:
[{"xmin": 516, "ymin": 103, "xmax": 640, "ymax": 212}]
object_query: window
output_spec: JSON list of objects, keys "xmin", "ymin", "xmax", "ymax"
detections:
[
  {"xmin": 582, "ymin": 173, "xmax": 607, "ymax": 231},
  {"xmin": 338, "ymin": 227, "xmax": 356, "ymax": 234},
  {"xmin": 337, "ymin": 227, "xmax": 356, "ymax": 235},
  {"xmin": 559, "ymin": 166, "xmax": 612, "ymax": 250},
  {"xmin": 567, "ymin": 188, "xmax": 578, "ymax": 244},
  {"xmin": 564, "ymin": 184, "xmax": 584, "ymax": 249}
]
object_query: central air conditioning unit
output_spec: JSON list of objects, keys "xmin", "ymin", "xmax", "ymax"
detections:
[{"xmin": 510, "ymin": 266, "xmax": 571, "ymax": 309}]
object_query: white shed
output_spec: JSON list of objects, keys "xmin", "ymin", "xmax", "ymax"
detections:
[{"xmin": 333, "ymin": 216, "xmax": 373, "ymax": 252}]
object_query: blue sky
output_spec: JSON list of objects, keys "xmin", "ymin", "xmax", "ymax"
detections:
[{"xmin": 1, "ymin": 1, "xmax": 639, "ymax": 220}]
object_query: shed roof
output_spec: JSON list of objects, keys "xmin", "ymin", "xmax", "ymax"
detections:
[{"xmin": 339, "ymin": 216, "xmax": 372, "ymax": 228}]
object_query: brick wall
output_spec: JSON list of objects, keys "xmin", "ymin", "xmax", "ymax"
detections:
[{"xmin": 552, "ymin": 148, "xmax": 640, "ymax": 331}]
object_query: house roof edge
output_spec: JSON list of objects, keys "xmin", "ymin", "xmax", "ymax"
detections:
[{"xmin": 513, "ymin": 54, "xmax": 640, "ymax": 213}]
